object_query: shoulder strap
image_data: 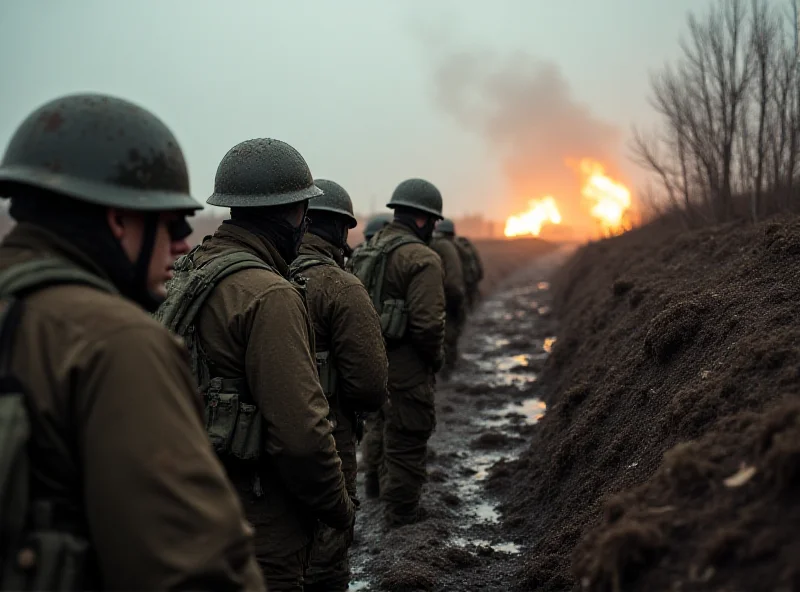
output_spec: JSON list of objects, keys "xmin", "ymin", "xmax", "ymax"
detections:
[
  {"xmin": 0, "ymin": 258, "xmax": 118, "ymax": 299},
  {"xmin": 368, "ymin": 233, "xmax": 424, "ymax": 310},
  {"xmin": 168, "ymin": 250, "xmax": 278, "ymax": 336},
  {"xmin": 289, "ymin": 253, "xmax": 337, "ymax": 279}
]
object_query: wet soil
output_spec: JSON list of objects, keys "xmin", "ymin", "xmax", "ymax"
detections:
[
  {"xmin": 349, "ymin": 246, "xmax": 572, "ymax": 591},
  {"xmin": 498, "ymin": 214, "xmax": 800, "ymax": 591}
]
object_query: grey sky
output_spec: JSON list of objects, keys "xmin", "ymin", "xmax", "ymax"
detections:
[{"xmin": 1, "ymin": 0, "xmax": 710, "ymax": 220}]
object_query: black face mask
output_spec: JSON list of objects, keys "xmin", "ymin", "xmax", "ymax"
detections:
[
  {"xmin": 395, "ymin": 212, "xmax": 437, "ymax": 242},
  {"xmin": 309, "ymin": 213, "xmax": 352, "ymax": 259},
  {"xmin": 228, "ymin": 203, "xmax": 309, "ymax": 264}
]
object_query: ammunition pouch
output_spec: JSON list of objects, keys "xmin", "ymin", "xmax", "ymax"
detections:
[
  {"xmin": 1, "ymin": 498, "xmax": 93, "ymax": 591},
  {"xmin": 380, "ymin": 298, "xmax": 409, "ymax": 341},
  {"xmin": 315, "ymin": 351, "xmax": 338, "ymax": 399},
  {"xmin": 203, "ymin": 377, "xmax": 263, "ymax": 461}
]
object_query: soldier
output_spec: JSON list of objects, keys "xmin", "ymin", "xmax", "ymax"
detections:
[
  {"xmin": 430, "ymin": 218, "xmax": 467, "ymax": 378},
  {"xmin": 347, "ymin": 213, "xmax": 391, "ymax": 263},
  {"xmin": 155, "ymin": 138, "xmax": 355, "ymax": 592},
  {"xmin": 0, "ymin": 93, "xmax": 264, "ymax": 590},
  {"xmin": 362, "ymin": 213, "xmax": 393, "ymax": 242},
  {"xmin": 349, "ymin": 178, "xmax": 446, "ymax": 526},
  {"xmin": 446, "ymin": 219, "xmax": 485, "ymax": 310},
  {"xmin": 288, "ymin": 179, "xmax": 388, "ymax": 592}
]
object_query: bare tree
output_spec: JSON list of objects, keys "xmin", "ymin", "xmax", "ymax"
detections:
[
  {"xmin": 631, "ymin": 0, "xmax": 800, "ymax": 225},
  {"xmin": 747, "ymin": 0, "xmax": 778, "ymax": 220}
]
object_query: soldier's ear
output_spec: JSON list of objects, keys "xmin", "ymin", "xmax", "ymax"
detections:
[{"xmin": 107, "ymin": 208, "xmax": 126, "ymax": 239}]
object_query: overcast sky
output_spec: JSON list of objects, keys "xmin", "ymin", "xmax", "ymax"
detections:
[{"xmin": 0, "ymin": 0, "xmax": 714, "ymax": 220}]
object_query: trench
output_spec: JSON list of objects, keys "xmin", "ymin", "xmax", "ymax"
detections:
[{"xmin": 348, "ymin": 249, "xmax": 568, "ymax": 591}]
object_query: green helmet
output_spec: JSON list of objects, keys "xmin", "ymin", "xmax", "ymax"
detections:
[
  {"xmin": 207, "ymin": 138, "xmax": 322, "ymax": 207},
  {"xmin": 386, "ymin": 178, "xmax": 443, "ymax": 219},
  {"xmin": 0, "ymin": 93, "xmax": 200, "ymax": 212},
  {"xmin": 309, "ymin": 179, "xmax": 357, "ymax": 228},
  {"xmin": 437, "ymin": 218, "xmax": 456, "ymax": 234},
  {"xmin": 363, "ymin": 213, "xmax": 392, "ymax": 239}
]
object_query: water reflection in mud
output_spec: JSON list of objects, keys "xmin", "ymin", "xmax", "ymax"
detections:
[
  {"xmin": 350, "ymin": 261, "xmax": 563, "ymax": 590},
  {"xmin": 451, "ymin": 537, "xmax": 521, "ymax": 555}
]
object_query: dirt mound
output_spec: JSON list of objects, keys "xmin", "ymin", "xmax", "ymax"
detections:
[{"xmin": 498, "ymin": 214, "xmax": 800, "ymax": 590}]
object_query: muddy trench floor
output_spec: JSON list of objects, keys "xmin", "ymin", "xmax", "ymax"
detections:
[{"xmin": 349, "ymin": 249, "xmax": 569, "ymax": 591}]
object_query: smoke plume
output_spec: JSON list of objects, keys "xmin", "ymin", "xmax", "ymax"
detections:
[{"xmin": 429, "ymin": 47, "xmax": 623, "ymax": 224}]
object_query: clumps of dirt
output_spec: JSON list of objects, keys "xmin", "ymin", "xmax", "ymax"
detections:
[
  {"xmin": 576, "ymin": 400, "xmax": 800, "ymax": 591},
  {"xmin": 643, "ymin": 296, "xmax": 708, "ymax": 362},
  {"xmin": 378, "ymin": 559, "xmax": 437, "ymax": 591},
  {"xmin": 498, "ymin": 213, "xmax": 800, "ymax": 590}
]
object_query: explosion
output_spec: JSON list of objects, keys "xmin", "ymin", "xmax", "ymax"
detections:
[
  {"xmin": 504, "ymin": 196, "xmax": 562, "ymax": 237},
  {"xmin": 502, "ymin": 158, "xmax": 633, "ymax": 240},
  {"xmin": 575, "ymin": 158, "xmax": 632, "ymax": 236}
]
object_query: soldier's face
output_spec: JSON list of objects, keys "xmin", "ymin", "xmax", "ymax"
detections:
[{"xmin": 108, "ymin": 209, "xmax": 192, "ymax": 297}]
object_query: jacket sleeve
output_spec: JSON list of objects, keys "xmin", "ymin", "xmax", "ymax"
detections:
[
  {"xmin": 405, "ymin": 251, "xmax": 446, "ymax": 371},
  {"xmin": 331, "ymin": 281, "xmax": 388, "ymax": 413},
  {"xmin": 437, "ymin": 240, "xmax": 466, "ymax": 311},
  {"xmin": 78, "ymin": 326, "xmax": 265, "ymax": 592},
  {"xmin": 243, "ymin": 285, "xmax": 355, "ymax": 530}
]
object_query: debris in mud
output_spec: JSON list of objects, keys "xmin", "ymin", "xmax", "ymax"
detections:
[
  {"xmin": 441, "ymin": 491, "xmax": 461, "ymax": 506},
  {"xmin": 442, "ymin": 547, "xmax": 480, "ymax": 567},
  {"xmin": 471, "ymin": 431, "xmax": 518, "ymax": 450},
  {"xmin": 428, "ymin": 469, "xmax": 447, "ymax": 483}
]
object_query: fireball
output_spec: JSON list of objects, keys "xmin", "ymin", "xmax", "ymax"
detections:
[
  {"xmin": 575, "ymin": 158, "xmax": 631, "ymax": 236},
  {"xmin": 504, "ymin": 196, "xmax": 562, "ymax": 237}
]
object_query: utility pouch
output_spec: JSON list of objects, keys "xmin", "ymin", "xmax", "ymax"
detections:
[
  {"xmin": 203, "ymin": 378, "xmax": 240, "ymax": 455},
  {"xmin": 380, "ymin": 298, "xmax": 408, "ymax": 341}
]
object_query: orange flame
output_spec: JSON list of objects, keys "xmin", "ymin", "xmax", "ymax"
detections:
[
  {"xmin": 504, "ymin": 196, "xmax": 562, "ymax": 237},
  {"xmin": 575, "ymin": 158, "xmax": 632, "ymax": 236}
]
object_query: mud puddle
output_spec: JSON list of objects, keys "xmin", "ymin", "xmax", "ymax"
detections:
[{"xmin": 349, "ymin": 248, "xmax": 569, "ymax": 591}]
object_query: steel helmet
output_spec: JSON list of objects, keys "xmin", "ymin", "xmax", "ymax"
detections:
[
  {"xmin": 207, "ymin": 138, "xmax": 322, "ymax": 207},
  {"xmin": 364, "ymin": 213, "xmax": 392, "ymax": 239},
  {"xmin": 0, "ymin": 93, "xmax": 200, "ymax": 212},
  {"xmin": 437, "ymin": 218, "xmax": 456, "ymax": 234},
  {"xmin": 309, "ymin": 179, "xmax": 357, "ymax": 228},
  {"xmin": 386, "ymin": 178, "xmax": 443, "ymax": 219}
]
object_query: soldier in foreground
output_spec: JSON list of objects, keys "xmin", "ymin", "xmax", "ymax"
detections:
[
  {"xmin": 289, "ymin": 179, "xmax": 388, "ymax": 592},
  {"xmin": 155, "ymin": 138, "xmax": 354, "ymax": 592},
  {"xmin": 349, "ymin": 178, "xmax": 446, "ymax": 525},
  {"xmin": 0, "ymin": 94, "xmax": 264, "ymax": 590},
  {"xmin": 430, "ymin": 218, "xmax": 467, "ymax": 379}
]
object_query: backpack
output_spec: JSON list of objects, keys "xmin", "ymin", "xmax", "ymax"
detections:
[
  {"xmin": 0, "ymin": 258, "xmax": 116, "ymax": 591},
  {"xmin": 154, "ymin": 246, "xmax": 278, "ymax": 462},
  {"xmin": 345, "ymin": 231, "xmax": 423, "ymax": 341},
  {"xmin": 454, "ymin": 236, "xmax": 483, "ymax": 286}
]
